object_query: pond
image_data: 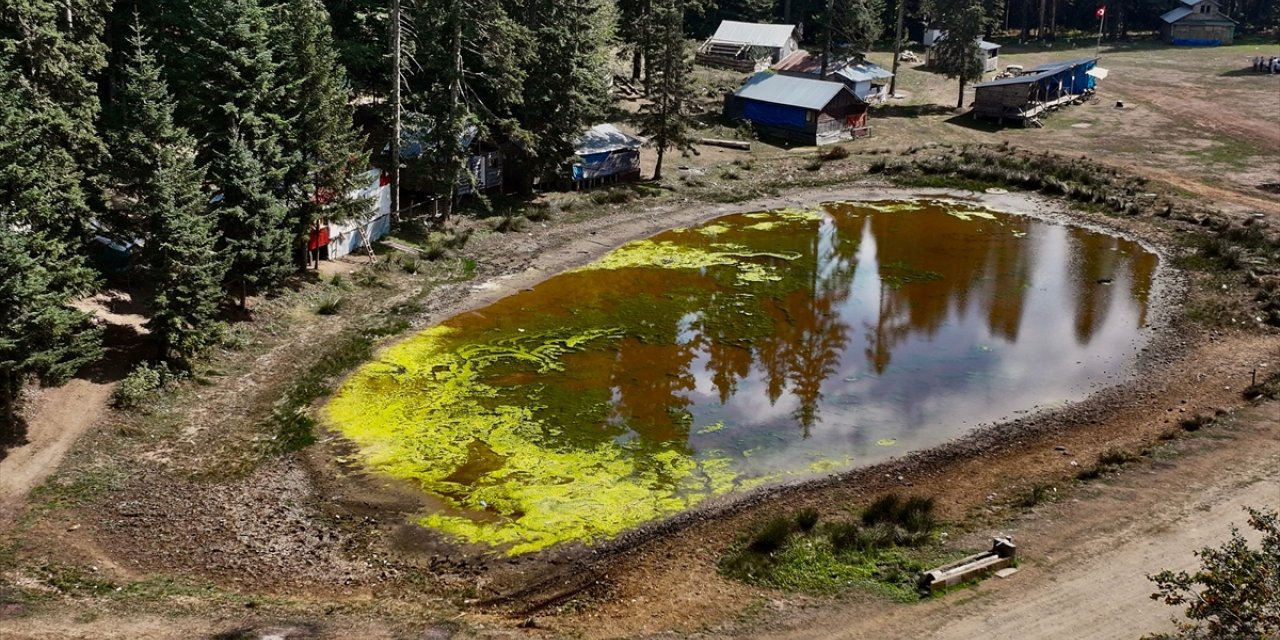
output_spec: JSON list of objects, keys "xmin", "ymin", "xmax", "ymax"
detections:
[{"xmin": 325, "ymin": 199, "xmax": 1159, "ymax": 554}]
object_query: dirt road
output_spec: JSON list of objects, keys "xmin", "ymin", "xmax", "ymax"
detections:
[
  {"xmin": 0, "ymin": 380, "xmax": 113, "ymax": 529},
  {"xmin": 741, "ymin": 404, "xmax": 1280, "ymax": 640}
]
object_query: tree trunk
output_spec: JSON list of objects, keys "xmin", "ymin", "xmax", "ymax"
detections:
[
  {"xmin": 632, "ymin": 47, "xmax": 642, "ymax": 81},
  {"xmin": 1019, "ymin": 0, "xmax": 1031, "ymax": 42},
  {"xmin": 821, "ymin": 0, "xmax": 834, "ymax": 77},
  {"xmin": 888, "ymin": 0, "xmax": 907, "ymax": 97},
  {"xmin": 653, "ymin": 145, "xmax": 665, "ymax": 181},
  {"xmin": 957, "ymin": 76, "xmax": 966, "ymax": 110}
]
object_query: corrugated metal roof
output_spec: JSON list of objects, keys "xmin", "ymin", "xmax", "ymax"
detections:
[
  {"xmin": 975, "ymin": 57, "xmax": 1098, "ymax": 88},
  {"xmin": 709, "ymin": 20, "xmax": 797, "ymax": 47},
  {"xmin": 978, "ymin": 40, "xmax": 1001, "ymax": 51},
  {"xmin": 1179, "ymin": 0, "xmax": 1198, "ymax": 7},
  {"xmin": 734, "ymin": 71, "xmax": 853, "ymax": 110},
  {"xmin": 773, "ymin": 51, "xmax": 894, "ymax": 83},
  {"xmin": 1161, "ymin": 7, "xmax": 1194, "ymax": 22},
  {"xmin": 575, "ymin": 124, "xmax": 643, "ymax": 156}
]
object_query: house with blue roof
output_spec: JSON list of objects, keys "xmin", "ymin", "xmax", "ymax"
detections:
[
  {"xmin": 971, "ymin": 57, "xmax": 1105, "ymax": 125},
  {"xmin": 1161, "ymin": 0, "xmax": 1235, "ymax": 45},
  {"xmin": 724, "ymin": 71, "xmax": 869, "ymax": 146}
]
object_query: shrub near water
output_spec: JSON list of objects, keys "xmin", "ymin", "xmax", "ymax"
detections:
[{"xmin": 720, "ymin": 495, "xmax": 953, "ymax": 599}]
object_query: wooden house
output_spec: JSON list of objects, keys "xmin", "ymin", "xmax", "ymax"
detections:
[
  {"xmin": 1161, "ymin": 0, "xmax": 1236, "ymax": 45},
  {"xmin": 570, "ymin": 124, "xmax": 643, "ymax": 187},
  {"xmin": 773, "ymin": 51, "xmax": 895, "ymax": 103},
  {"xmin": 697, "ymin": 21, "xmax": 800, "ymax": 72},
  {"xmin": 972, "ymin": 57, "xmax": 1104, "ymax": 125},
  {"xmin": 925, "ymin": 36, "xmax": 1001, "ymax": 73},
  {"xmin": 725, "ymin": 71, "xmax": 869, "ymax": 145}
]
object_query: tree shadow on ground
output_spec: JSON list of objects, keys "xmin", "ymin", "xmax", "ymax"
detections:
[{"xmin": 944, "ymin": 112, "xmax": 1011, "ymax": 133}]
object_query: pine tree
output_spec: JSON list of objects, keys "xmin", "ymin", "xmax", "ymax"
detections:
[
  {"xmin": 276, "ymin": 0, "xmax": 369, "ymax": 252},
  {"xmin": 929, "ymin": 0, "xmax": 987, "ymax": 109},
  {"xmin": 0, "ymin": 0, "xmax": 108, "ymax": 427},
  {"xmin": 213, "ymin": 135, "xmax": 292, "ymax": 308},
  {"xmin": 822, "ymin": 0, "xmax": 887, "ymax": 73},
  {"xmin": 111, "ymin": 24, "xmax": 226, "ymax": 362},
  {"xmin": 511, "ymin": 0, "xmax": 614, "ymax": 186},
  {"xmin": 637, "ymin": 0, "xmax": 696, "ymax": 181}
]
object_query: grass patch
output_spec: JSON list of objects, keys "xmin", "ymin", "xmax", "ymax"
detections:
[
  {"xmin": 1180, "ymin": 414, "xmax": 1215, "ymax": 432},
  {"xmin": 721, "ymin": 496, "xmax": 947, "ymax": 599},
  {"xmin": 315, "ymin": 293, "xmax": 344, "ymax": 316},
  {"xmin": 1015, "ymin": 483, "xmax": 1058, "ymax": 508},
  {"xmin": 1242, "ymin": 369, "xmax": 1280, "ymax": 401}
]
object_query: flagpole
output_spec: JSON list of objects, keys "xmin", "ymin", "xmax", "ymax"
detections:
[{"xmin": 1095, "ymin": 7, "xmax": 1105, "ymax": 58}]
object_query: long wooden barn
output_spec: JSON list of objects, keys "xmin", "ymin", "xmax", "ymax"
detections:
[{"xmin": 971, "ymin": 57, "xmax": 1104, "ymax": 126}]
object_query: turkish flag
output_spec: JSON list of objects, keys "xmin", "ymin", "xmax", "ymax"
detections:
[{"xmin": 1096, "ymin": 6, "xmax": 1106, "ymax": 17}]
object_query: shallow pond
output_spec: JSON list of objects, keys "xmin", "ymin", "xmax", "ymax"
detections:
[{"xmin": 326, "ymin": 199, "xmax": 1159, "ymax": 554}]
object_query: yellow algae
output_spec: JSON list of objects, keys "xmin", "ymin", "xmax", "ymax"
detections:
[
  {"xmin": 699, "ymin": 223, "xmax": 732, "ymax": 236},
  {"xmin": 575, "ymin": 239, "xmax": 797, "ymax": 286},
  {"xmin": 696, "ymin": 421, "xmax": 726, "ymax": 435},
  {"xmin": 744, "ymin": 221, "xmax": 779, "ymax": 231},
  {"xmin": 744, "ymin": 212, "xmax": 772, "ymax": 219},
  {"xmin": 326, "ymin": 324, "xmax": 746, "ymax": 554},
  {"xmin": 876, "ymin": 438, "xmax": 897, "ymax": 446},
  {"xmin": 775, "ymin": 207, "xmax": 826, "ymax": 222},
  {"xmin": 945, "ymin": 208, "xmax": 999, "ymax": 221}
]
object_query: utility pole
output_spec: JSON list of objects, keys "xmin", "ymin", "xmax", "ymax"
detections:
[
  {"xmin": 889, "ymin": 0, "xmax": 907, "ymax": 97},
  {"xmin": 390, "ymin": 0, "xmax": 402, "ymax": 220},
  {"xmin": 822, "ymin": 0, "xmax": 835, "ymax": 77}
]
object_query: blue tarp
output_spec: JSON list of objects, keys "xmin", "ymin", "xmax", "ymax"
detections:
[
  {"xmin": 741, "ymin": 99, "xmax": 808, "ymax": 128},
  {"xmin": 1171, "ymin": 38, "xmax": 1221, "ymax": 46}
]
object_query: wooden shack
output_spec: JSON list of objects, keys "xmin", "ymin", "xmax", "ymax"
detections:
[
  {"xmin": 395, "ymin": 115, "xmax": 504, "ymax": 196},
  {"xmin": 972, "ymin": 57, "xmax": 1103, "ymax": 125},
  {"xmin": 725, "ymin": 71, "xmax": 868, "ymax": 145},
  {"xmin": 1161, "ymin": 0, "xmax": 1236, "ymax": 45},
  {"xmin": 697, "ymin": 21, "xmax": 800, "ymax": 72}
]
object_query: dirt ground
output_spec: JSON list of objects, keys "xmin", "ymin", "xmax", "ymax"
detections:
[{"xmin": 2, "ymin": 35, "xmax": 1279, "ymax": 640}]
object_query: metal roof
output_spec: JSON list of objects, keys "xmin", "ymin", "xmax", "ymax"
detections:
[
  {"xmin": 575, "ymin": 124, "xmax": 643, "ymax": 156},
  {"xmin": 1161, "ymin": 7, "xmax": 1194, "ymax": 22},
  {"xmin": 975, "ymin": 57, "xmax": 1098, "ymax": 88},
  {"xmin": 709, "ymin": 20, "xmax": 797, "ymax": 47},
  {"xmin": 734, "ymin": 71, "xmax": 854, "ymax": 110},
  {"xmin": 773, "ymin": 51, "xmax": 894, "ymax": 83},
  {"xmin": 978, "ymin": 40, "xmax": 1001, "ymax": 51},
  {"xmin": 928, "ymin": 34, "xmax": 1001, "ymax": 50}
]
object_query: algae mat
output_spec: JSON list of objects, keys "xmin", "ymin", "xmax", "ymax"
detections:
[{"xmin": 326, "ymin": 200, "xmax": 1158, "ymax": 554}]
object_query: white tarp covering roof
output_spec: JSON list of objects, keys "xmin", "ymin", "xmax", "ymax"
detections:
[
  {"xmin": 709, "ymin": 20, "xmax": 796, "ymax": 48},
  {"xmin": 1085, "ymin": 67, "xmax": 1109, "ymax": 79},
  {"xmin": 575, "ymin": 124, "xmax": 643, "ymax": 156}
]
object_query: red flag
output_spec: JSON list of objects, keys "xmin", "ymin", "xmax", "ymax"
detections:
[{"xmin": 1096, "ymin": 6, "xmax": 1106, "ymax": 17}]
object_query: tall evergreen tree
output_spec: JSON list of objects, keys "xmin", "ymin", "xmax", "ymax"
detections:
[
  {"xmin": 511, "ymin": 0, "xmax": 615, "ymax": 185},
  {"xmin": 276, "ymin": 0, "xmax": 369, "ymax": 251},
  {"xmin": 637, "ymin": 0, "xmax": 696, "ymax": 181},
  {"xmin": 929, "ymin": 0, "xmax": 987, "ymax": 109},
  {"xmin": 822, "ymin": 0, "xmax": 887, "ymax": 74},
  {"xmin": 0, "ymin": 0, "xmax": 108, "ymax": 427},
  {"xmin": 110, "ymin": 24, "xmax": 226, "ymax": 362},
  {"xmin": 213, "ymin": 135, "xmax": 292, "ymax": 308}
]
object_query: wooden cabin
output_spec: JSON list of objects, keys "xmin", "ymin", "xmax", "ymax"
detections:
[
  {"xmin": 773, "ymin": 51, "xmax": 895, "ymax": 103},
  {"xmin": 570, "ymin": 124, "xmax": 643, "ymax": 188},
  {"xmin": 1161, "ymin": 0, "xmax": 1236, "ymax": 45},
  {"xmin": 972, "ymin": 57, "xmax": 1104, "ymax": 126},
  {"xmin": 725, "ymin": 71, "xmax": 869, "ymax": 145},
  {"xmin": 697, "ymin": 21, "xmax": 800, "ymax": 72},
  {"xmin": 925, "ymin": 36, "xmax": 1001, "ymax": 73}
]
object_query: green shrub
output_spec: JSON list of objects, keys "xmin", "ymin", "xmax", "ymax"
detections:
[
  {"xmin": 1180, "ymin": 414, "xmax": 1214, "ymax": 432},
  {"xmin": 748, "ymin": 516, "xmax": 793, "ymax": 554},
  {"xmin": 795, "ymin": 508, "xmax": 820, "ymax": 532},
  {"xmin": 316, "ymin": 293, "xmax": 344, "ymax": 315},
  {"xmin": 862, "ymin": 494, "xmax": 902, "ymax": 526},
  {"xmin": 820, "ymin": 145, "xmax": 850, "ymax": 161},
  {"xmin": 899, "ymin": 496, "xmax": 936, "ymax": 534},
  {"xmin": 590, "ymin": 188, "xmax": 634, "ymax": 205},
  {"xmin": 113, "ymin": 363, "xmax": 167, "ymax": 409},
  {"xmin": 1016, "ymin": 484, "xmax": 1056, "ymax": 508}
]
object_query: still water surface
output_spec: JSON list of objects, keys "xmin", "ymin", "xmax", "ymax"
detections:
[{"xmin": 326, "ymin": 200, "xmax": 1159, "ymax": 553}]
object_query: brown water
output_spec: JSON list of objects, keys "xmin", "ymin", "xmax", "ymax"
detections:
[{"xmin": 327, "ymin": 199, "xmax": 1159, "ymax": 552}]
